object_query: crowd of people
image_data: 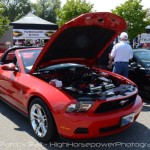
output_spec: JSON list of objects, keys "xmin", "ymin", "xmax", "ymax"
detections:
[{"xmin": 14, "ymin": 39, "xmax": 49, "ymax": 47}]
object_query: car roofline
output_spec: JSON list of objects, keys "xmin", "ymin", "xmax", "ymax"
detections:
[{"xmin": 0, "ymin": 46, "xmax": 39, "ymax": 63}]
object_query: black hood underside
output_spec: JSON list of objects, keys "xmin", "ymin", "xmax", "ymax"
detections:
[{"xmin": 39, "ymin": 26, "xmax": 115, "ymax": 64}]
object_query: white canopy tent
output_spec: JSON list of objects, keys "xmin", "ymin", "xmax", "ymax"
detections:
[{"xmin": 10, "ymin": 12, "xmax": 58, "ymax": 46}]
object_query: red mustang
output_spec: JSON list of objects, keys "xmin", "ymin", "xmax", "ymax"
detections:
[{"xmin": 0, "ymin": 12, "xmax": 143, "ymax": 142}]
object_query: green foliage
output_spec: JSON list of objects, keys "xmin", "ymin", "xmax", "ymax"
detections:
[
  {"xmin": 0, "ymin": 17, "xmax": 10, "ymax": 38},
  {"xmin": 31, "ymin": 0, "xmax": 61, "ymax": 23},
  {"xmin": 56, "ymin": 0, "xmax": 93, "ymax": 27},
  {"xmin": 145, "ymin": 8, "xmax": 150, "ymax": 25},
  {"xmin": 1, "ymin": 0, "xmax": 31, "ymax": 22},
  {"xmin": 0, "ymin": 1, "xmax": 10, "ymax": 37},
  {"xmin": 112, "ymin": 0, "xmax": 148, "ymax": 40}
]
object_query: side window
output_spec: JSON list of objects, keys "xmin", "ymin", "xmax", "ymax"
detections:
[
  {"xmin": 5, "ymin": 51, "xmax": 15, "ymax": 64},
  {"xmin": 3, "ymin": 51, "xmax": 20, "ymax": 71}
]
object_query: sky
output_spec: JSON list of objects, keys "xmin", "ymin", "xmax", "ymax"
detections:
[
  {"xmin": 31, "ymin": 0, "xmax": 150, "ymax": 12},
  {"xmin": 62, "ymin": 0, "xmax": 149, "ymax": 12}
]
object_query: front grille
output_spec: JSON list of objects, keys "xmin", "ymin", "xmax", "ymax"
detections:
[{"xmin": 95, "ymin": 94, "xmax": 136, "ymax": 113}]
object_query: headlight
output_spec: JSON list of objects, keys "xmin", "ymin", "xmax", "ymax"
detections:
[{"xmin": 66, "ymin": 101, "xmax": 93, "ymax": 113}]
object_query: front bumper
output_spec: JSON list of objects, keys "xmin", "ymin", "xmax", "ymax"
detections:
[{"xmin": 56, "ymin": 95, "xmax": 143, "ymax": 139}]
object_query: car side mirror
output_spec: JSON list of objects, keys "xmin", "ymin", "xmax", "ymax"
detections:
[
  {"xmin": 130, "ymin": 62, "xmax": 141, "ymax": 69},
  {"xmin": 130, "ymin": 62, "xmax": 138, "ymax": 68},
  {"xmin": 1, "ymin": 63, "xmax": 18, "ymax": 71}
]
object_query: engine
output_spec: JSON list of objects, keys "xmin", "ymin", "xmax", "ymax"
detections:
[{"xmin": 34, "ymin": 63, "xmax": 136, "ymax": 101}]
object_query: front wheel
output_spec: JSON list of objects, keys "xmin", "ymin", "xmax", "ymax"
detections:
[{"xmin": 29, "ymin": 98, "xmax": 58, "ymax": 142}]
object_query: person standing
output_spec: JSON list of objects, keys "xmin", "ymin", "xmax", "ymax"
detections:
[{"xmin": 108, "ymin": 32, "xmax": 133, "ymax": 78}]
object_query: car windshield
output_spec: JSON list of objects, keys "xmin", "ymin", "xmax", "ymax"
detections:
[
  {"xmin": 134, "ymin": 50, "xmax": 150, "ymax": 67},
  {"xmin": 19, "ymin": 49, "xmax": 41, "ymax": 73}
]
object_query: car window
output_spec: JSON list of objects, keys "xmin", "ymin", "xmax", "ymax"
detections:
[
  {"xmin": 19, "ymin": 49, "xmax": 41, "ymax": 73},
  {"xmin": 135, "ymin": 51, "xmax": 150, "ymax": 67},
  {"xmin": 4, "ymin": 51, "xmax": 15, "ymax": 64}
]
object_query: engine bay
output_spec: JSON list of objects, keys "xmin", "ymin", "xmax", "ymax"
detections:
[{"xmin": 34, "ymin": 63, "xmax": 137, "ymax": 100}]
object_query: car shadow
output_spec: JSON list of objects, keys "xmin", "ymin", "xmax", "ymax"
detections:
[
  {"xmin": 45, "ymin": 122, "xmax": 150, "ymax": 150},
  {"xmin": 51, "ymin": 122, "xmax": 150, "ymax": 150},
  {"xmin": 0, "ymin": 100, "xmax": 32, "ymax": 134},
  {"xmin": 141, "ymin": 97, "xmax": 150, "ymax": 112},
  {"xmin": 0, "ymin": 100, "xmax": 150, "ymax": 150}
]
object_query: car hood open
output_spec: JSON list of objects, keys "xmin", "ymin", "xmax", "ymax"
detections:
[{"xmin": 30, "ymin": 12, "xmax": 126, "ymax": 74}]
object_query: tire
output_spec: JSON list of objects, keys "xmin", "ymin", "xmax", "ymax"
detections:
[{"xmin": 29, "ymin": 98, "xmax": 58, "ymax": 142}]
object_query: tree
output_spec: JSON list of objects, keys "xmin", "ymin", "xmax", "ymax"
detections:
[
  {"xmin": 56, "ymin": 0, "xmax": 93, "ymax": 27},
  {"xmin": 0, "ymin": 1, "xmax": 10, "ymax": 37},
  {"xmin": 112, "ymin": 0, "xmax": 149, "ymax": 40},
  {"xmin": 1, "ymin": 0, "xmax": 31, "ymax": 22},
  {"xmin": 0, "ymin": 17, "xmax": 9, "ymax": 37},
  {"xmin": 31, "ymin": 0, "xmax": 61, "ymax": 23},
  {"xmin": 145, "ymin": 8, "xmax": 150, "ymax": 25}
]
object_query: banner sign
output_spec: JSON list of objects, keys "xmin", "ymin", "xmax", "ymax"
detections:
[
  {"xmin": 140, "ymin": 33, "xmax": 150, "ymax": 43},
  {"xmin": 13, "ymin": 29, "xmax": 56, "ymax": 39}
]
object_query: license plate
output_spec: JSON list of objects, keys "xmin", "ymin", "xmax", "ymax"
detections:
[{"xmin": 121, "ymin": 113, "xmax": 135, "ymax": 127}]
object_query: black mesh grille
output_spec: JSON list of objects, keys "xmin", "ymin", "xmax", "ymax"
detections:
[
  {"xmin": 95, "ymin": 94, "xmax": 136, "ymax": 113},
  {"xmin": 74, "ymin": 128, "xmax": 89, "ymax": 134}
]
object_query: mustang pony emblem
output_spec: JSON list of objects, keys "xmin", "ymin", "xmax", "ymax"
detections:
[{"xmin": 119, "ymin": 99, "xmax": 129, "ymax": 106}]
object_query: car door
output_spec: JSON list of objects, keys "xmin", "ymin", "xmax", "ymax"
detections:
[
  {"xmin": 129, "ymin": 57, "xmax": 145, "ymax": 88},
  {"xmin": 0, "ymin": 52, "xmax": 26, "ymax": 112}
]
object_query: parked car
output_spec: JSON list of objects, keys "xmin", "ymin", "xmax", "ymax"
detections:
[
  {"xmin": 0, "ymin": 12, "xmax": 143, "ymax": 142},
  {"xmin": 129, "ymin": 49, "xmax": 150, "ymax": 97}
]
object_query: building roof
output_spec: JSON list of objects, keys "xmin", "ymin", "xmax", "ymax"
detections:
[
  {"xmin": 11, "ymin": 12, "xmax": 56, "ymax": 25},
  {"xmin": 10, "ymin": 12, "xmax": 58, "ymax": 30}
]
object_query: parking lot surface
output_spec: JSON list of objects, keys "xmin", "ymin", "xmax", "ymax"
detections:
[{"xmin": 0, "ymin": 97, "xmax": 150, "ymax": 150}]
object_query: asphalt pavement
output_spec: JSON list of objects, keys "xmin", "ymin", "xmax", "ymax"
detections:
[{"xmin": 0, "ymin": 97, "xmax": 150, "ymax": 150}]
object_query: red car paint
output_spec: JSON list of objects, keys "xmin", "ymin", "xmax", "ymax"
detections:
[{"xmin": 0, "ymin": 12, "xmax": 142, "ymax": 140}]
